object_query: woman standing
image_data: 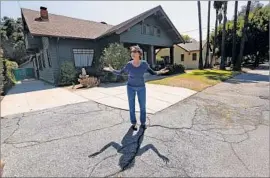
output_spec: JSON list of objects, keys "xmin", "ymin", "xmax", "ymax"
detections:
[{"xmin": 103, "ymin": 45, "xmax": 168, "ymax": 130}]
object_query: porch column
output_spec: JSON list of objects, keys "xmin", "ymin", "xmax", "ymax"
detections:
[
  {"xmin": 153, "ymin": 46, "xmax": 156, "ymax": 66},
  {"xmin": 170, "ymin": 46, "xmax": 174, "ymax": 64},
  {"xmin": 150, "ymin": 45, "xmax": 155, "ymax": 67},
  {"xmin": 147, "ymin": 45, "xmax": 154, "ymax": 67}
]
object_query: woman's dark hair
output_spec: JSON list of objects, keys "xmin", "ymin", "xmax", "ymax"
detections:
[{"xmin": 130, "ymin": 45, "xmax": 143, "ymax": 57}]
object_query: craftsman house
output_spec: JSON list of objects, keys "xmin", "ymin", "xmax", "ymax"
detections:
[{"xmin": 22, "ymin": 6, "xmax": 184, "ymax": 85}]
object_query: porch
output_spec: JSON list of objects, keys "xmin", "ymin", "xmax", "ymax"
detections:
[{"xmin": 123, "ymin": 43, "xmax": 175, "ymax": 68}]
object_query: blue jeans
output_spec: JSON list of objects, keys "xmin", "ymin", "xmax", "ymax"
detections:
[{"xmin": 127, "ymin": 85, "xmax": 146, "ymax": 125}]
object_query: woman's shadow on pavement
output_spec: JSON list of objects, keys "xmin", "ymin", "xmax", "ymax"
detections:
[{"xmin": 88, "ymin": 126, "xmax": 169, "ymax": 171}]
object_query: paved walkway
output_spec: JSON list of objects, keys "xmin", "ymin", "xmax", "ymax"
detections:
[
  {"xmin": 1, "ymin": 77, "xmax": 197, "ymax": 117},
  {"xmin": 73, "ymin": 83, "xmax": 197, "ymax": 114},
  {"xmin": 0, "ymin": 80, "xmax": 87, "ymax": 117},
  {"xmin": 1, "ymin": 68, "xmax": 268, "ymax": 177}
]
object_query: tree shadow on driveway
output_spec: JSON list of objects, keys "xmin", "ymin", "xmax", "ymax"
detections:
[
  {"xmin": 224, "ymin": 72, "xmax": 269, "ymax": 84},
  {"xmin": 88, "ymin": 126, "xmax": 169, "ymax": 172}
]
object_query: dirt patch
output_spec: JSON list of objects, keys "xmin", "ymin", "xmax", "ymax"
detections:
[{"xmin": 158, "ymin": 77, "xmax": 212, "ymax": 91}]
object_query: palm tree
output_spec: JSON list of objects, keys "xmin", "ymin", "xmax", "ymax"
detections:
[
  {"xmin": 232, "ymin": 1, "xmax": 238, "ymax": 69},
  {"xmin": 235, "ymin": 1, "xmax": 251, "ymax": 71},
  {"xmin": 197, "ymin": 1, "xmax": 203, "ymax": 70},
  {"xmin": 211, "ymin": 1, "xmax": 223, "ymax": 67},
  {"xmin": 204, "ymin": 1, "xmax": 211, "ymax": 68},
  {"xmin": 220, "ymin": 1, "xmax": 228, "ymax": 70}
]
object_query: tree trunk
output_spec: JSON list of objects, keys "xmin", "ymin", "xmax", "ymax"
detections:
[
  {"xmin": 235, "ymin": 1, "xmax": 251, "ymax": 71},
  {"xmin": 210, "ymin": 9, "xmax": 219, "ymax": 68},
  {"xmin": 204, "ymin": 1, "xmax": 211, "ymax": 68},
  {"xmin": 197, "ymin": 1, "xmax": 203, "ymax": 70},
  {"xmin": 220, "ymin": 2, "xmax": 227, "ymax": 70},
  {"xmin": 232, "ymin": 1, "xmax": 238, "ymax": 70}
]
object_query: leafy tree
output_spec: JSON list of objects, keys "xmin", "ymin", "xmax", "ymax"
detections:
[
  {"xmin": 235, "ymin": 1, "xmax": 252, "ymax": 71},
  {"xmin": 0, "ymin": 16, "xmax": 27, "ymax": 65},
  {"xmin": 211, "ymin": 1, "xmax": 224, "ymax": 67},
  {"xmin": 182, "ymin": 34, "xmax": 192, "ymax": 43},
  {"xmin": 100, "ymin": 43, "xmax": 130, "ymax": 82},
  {"xmin": 0, "ymin": 48, "xmax": 4, "ymax": 95},
  {"xmin": 211, "ymin": 2, "xmax": 269, "ymax": 69},
  {"xmin": 232, "ymin": 1, "xmax": 238, "ymax": 67},
  {"xmin": 238, "ymin": 1, "xmax": 263, "ymax": 16},
  {"xmin": 100, "ymin": 43, "xmax": 130, "ymax": 70}
]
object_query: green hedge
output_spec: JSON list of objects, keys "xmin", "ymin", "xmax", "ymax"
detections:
[
  {"xmin": 163, "ymin": 64, "xmax": 185, "ymax": 75},
  {"xmin": 58, "ymin": 61, "xmax": 77, "ymax": 86},
  {"xmin": 1, "ymin": 58, "xmax": 18, "ymax": 95}
]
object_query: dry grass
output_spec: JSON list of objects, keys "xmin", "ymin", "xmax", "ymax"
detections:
[{"xmin": 148, "ymin": 69, "xmax": 241, "ymax": 91}]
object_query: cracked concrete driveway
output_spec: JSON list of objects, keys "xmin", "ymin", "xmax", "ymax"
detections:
[{"xmin": 1, "ymin": 68, "xmax": 269, "ymax": 177}]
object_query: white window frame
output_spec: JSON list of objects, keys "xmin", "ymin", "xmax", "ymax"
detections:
[{"xmin": 73, "ymin": 49, "xmax": 94, "ymax": 67}]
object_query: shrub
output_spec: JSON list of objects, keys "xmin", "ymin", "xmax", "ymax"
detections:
[
  {"xmin": 100, "ymin": 43, "xmax": 130, "ymax": 82},
  {"xmin": 0, "ymin": 58, "xmax": 4, "ymax": 95},
  {"xmin": 2, "ymin": 59, "xmax": 18, "ymax": 95},
  {"xmin": 58, "ymin": 61, "xmax": 76, "ymax": 86},
  {"xmin": 163, "ymin": 64, "xmax": 185, "ymax": 75}
]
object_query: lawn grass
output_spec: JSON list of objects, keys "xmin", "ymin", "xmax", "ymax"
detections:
[{"xmin": 148, "ymin": 69, "xmax": 241, "ymax": 91}]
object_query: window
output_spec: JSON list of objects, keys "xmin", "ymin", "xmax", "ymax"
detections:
[
  {"xmin": 149, "ymin": 26, "xmax": 154, "ymax": 36},
  {"xmin": 141, "ymin": 24, "xmax": 146, "ymax": 34},
  {"xmin": 47, "ymin": 49, "xmax": 52, "ymax": 67},
  {"xmin": 146, "ymin": 24, "xmax": 151, "ymax": 35},
  {"xmin": 181, "ymin": 54, "xmax": 184, "ymax": 61},
  {"xmin": 157, "ymin": 28, "xmax": 161, "ymax": 37},
  {"xmin": 73, "ymin": 49, "xmax": 94, "ymax": 67},
  {"xmin": 192, "ymin": 53, "xmax": 197, "ymax": 61}
]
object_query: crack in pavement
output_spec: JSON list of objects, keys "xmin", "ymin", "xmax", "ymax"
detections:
[
  {"xmin": 163, "ymin": 146, "xmax": 191, "ymax": 177},
  {"xmin": 144, "ymin": 134, "xmax": 175, "ymax": 143},
  {"xmin": 148, "ymin": 105, "xmax": 199, "ymax": 131},
  {"xmin": 229, "ymin": 143, "xmax": 251, "ymax": 172},
  {"xmin": 3, "ymin": 116, "xmax": 23, "ymax": 144},
  {"xmin": 52, "ymin": 109, "xmax": 103, "ymax": 116},
  {"xmin": 4, "ymin": 121, "xmax": 125, "ymax": 148},
  {"xmin": 88, "ymin": 153, "xmax": 118, "ymax": 177}
]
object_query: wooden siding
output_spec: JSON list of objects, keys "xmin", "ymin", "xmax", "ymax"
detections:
[
  {"xmin": 120, "ymin": 15, "xmax": 173, "ymax": 47},
  {"xmin": 48, "ymin": 38, "xmax": 97, "ymax": 84},
  {"xmin": 48, "ymin": 38, "xmax": 60, "ymax": 84},
  {"xmin": 37, "ymin": 53, "xmax": 54, "ymax": 83},
  {"xmin": 24, "ymin": 32, "xmax": 42, "ymax": 49}
]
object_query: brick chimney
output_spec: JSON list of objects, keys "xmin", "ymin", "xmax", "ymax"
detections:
[{"xmin": 40, "ymin": 6, "xmax": 48, "ymax": 21}]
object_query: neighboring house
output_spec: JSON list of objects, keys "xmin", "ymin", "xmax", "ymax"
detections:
[
  {"xmin": 22, "ymin": 6, "xmax": 184, "ymax": 85},
  {"xmin": 157, "ymin": 40, "xmax": 212, "ymax": 69}
]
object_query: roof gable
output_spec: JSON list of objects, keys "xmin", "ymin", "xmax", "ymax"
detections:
[
  {"xmin": 177, "ymin": 40, "xmax": 208, "ymax": 52},
  {"xmin": 98, "ymin": 5, "xmax": 184, "ymax": 43}
]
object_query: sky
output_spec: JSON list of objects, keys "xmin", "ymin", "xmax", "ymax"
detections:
[{"xmin": 1, "ymin": 1, "xmax": 269, "ymax": 40}]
